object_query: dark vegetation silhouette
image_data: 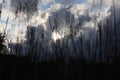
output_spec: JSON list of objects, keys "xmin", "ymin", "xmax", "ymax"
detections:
[
  {"xmin": 0, "ymin": 33, "xmax": 5, "ymax": 52},
  {"xmin": 0, "ymin": 0, "xmax": 120, "ymax": 80}
]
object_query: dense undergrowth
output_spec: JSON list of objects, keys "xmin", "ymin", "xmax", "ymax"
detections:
[{"xmin": 0, "ymin": 53, "xmax": 120, "ymax": 80}]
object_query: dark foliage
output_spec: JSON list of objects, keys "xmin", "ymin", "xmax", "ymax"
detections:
[
  {"xmin": 0, "ymin": 33, "xmax": 5, "ymax": 53},
  {"xmin": 0, "ymin": 54, "xmax": 120, "ymax": 80}
]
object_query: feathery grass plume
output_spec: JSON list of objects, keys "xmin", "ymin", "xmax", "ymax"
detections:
[
  {"xmin": 10, "ymin": 0, "xmax": 39, "ymax": 19},
  {"xmin": 0, "ymin": 0, "xmax": 5, "ymax": 18}
]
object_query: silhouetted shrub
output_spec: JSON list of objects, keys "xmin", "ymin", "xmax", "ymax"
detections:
[{"xmin": 0, "ymin": 33, "xmax": 5, "ymax": 53}]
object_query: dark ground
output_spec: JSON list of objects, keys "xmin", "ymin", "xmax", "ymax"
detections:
[{"xmin": 0, "ymin": 54, "xmax": 120, "ymax": 80}]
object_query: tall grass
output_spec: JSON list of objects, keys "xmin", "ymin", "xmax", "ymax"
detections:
[
  {"xmin": 0, "ymin": 0, "xmax": 120, "ymax": 63},
  {"xmin": 112, "ymin": 0, "xmax": 118, "ymax": 56}
]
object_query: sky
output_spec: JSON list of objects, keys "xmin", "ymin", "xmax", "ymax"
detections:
[{"xmin": 0, "ymin": 0, "xmax": 120, "ymax": 43}]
